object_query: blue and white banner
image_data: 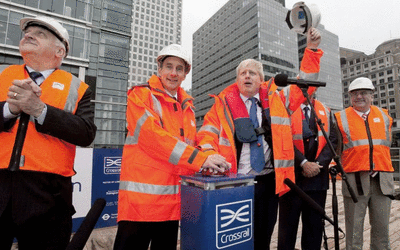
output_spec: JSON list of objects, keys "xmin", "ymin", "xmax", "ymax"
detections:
[
  {"xmin": 71, "ymin": 148, "xmax": 122, "ymax": 232},
  {"xmin": 216, "ymin": 199, "xmax": 253, "ymax": 249}
]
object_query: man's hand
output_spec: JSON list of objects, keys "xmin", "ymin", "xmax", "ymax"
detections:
[
  {"xmin": 7, "ymin": 79, "xmax": 44, "ymax": 117},
  {"xmin": 202, "ymin": 154, "xmax": 231, "ymax": 174},
  {"xmin": 306, "ymin": 27, "xmax": 321, "ymax": 50},
  {"xmin": 302, "ymin": 161, "xmax": 322, "ymax": 178}
]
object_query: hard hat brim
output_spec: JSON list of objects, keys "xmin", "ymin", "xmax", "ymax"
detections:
[{"xmin": 20, "ymin": 17, "xmax": 70, "ymax": 56}]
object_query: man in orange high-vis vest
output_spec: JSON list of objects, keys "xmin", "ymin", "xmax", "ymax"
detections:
[
  {"xmin": 196, "ymin": 28, "xmax": 323, "ymax": 250},
  {"xmin": 335, "ymin": 77, "xmax": 394, "ymax": 250},
  {"xmin": 0, "ymin": 16, "xmax": 96, "ymax": 249},
  {"xmin": 278, "ymin": 95, "xmax": 338, "ymax": 250},
  {"xmin": 113, "ymin": 44, "xmax": 231, "ymax": 250}
]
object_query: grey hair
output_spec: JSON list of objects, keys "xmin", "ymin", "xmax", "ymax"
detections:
[{"xmin": 236, "ymin": 59, "xmax": 264, "ymax": 81}]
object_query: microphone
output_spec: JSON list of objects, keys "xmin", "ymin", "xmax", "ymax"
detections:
[
  {"xmin": 274, "ymin": 73, "xmax": 326, "ymax": 88},
  {"xmin": 66, "ymin": 198, "xmax": 106, "ymax": 250},
  {"xmin": 284, "ymin": 178, "xmax": 344, "ymax": 234}
]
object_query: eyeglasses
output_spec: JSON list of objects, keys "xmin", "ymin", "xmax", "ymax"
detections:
[{"xmin": 349, "ymin": 90, "xmax": 372, "ymax": 97}]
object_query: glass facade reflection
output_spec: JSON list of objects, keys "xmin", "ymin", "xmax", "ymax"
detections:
[
  {"xmin": 0, "ymin": 0, "xmax": 132, "ymax": 148},
  {"xmin": 298, "ymin": 25, "xmax": 343, "ymax": 112},
  {"xmin": 128, "ymin": 0, "xmax": 182, "ymax": 88}
]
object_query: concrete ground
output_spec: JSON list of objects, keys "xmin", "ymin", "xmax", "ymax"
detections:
[{"xmin": 11, "ymin": 180, "xmax": 400, "ymax": 249}]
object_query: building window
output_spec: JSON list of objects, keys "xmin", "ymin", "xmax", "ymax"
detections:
[
  {"xmin": 380, "ymin": 85, "xmax": 385, "ymax": 90},
  {"xmin": 387, "ymin": 69, "xmax": 393, "ymax": 74},
  {"xmin": 379, "ymin": 59, "xmax": 384, "ymax": 64},
  {"xmin": 381, "ymin": 99, "xmax": 387, "ymax": 104},
  {"xmin": 389, "ymin": 98, "xmax": 395, "ymax": 103},
  {"xmin": 381, "ymin": 93, "xmax": 386, "ymax": 97},
  {"xmin": 371, "ymin": 73, "xmax": 376, "ymax": 78},
  {"xmin": 388, "ymin": 83, "xmax": 394, "ymax": 89}
]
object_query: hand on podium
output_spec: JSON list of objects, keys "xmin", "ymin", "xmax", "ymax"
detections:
[{"xmin": 201, "ymin": 154, "xmax": 231, "ymax": 176}]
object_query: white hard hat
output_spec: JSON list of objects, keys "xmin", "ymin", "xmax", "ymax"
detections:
[
  {"xmin": 286, "ymin": 2, "xmax": 321, "ymax": 34},
  {"xmin": 157, "ymin": 44, "xmax": 191, "ymax": 73},
  {"xmin": 348, "ymin": 77, "xmax": 375, "ymax": 92},
  {"xmin": 20, "ymin": 16, "xmax": 70, "ymax": 57}
]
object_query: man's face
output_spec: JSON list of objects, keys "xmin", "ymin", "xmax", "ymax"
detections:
[
  {"xmin": 19, "ymin": 26, "xmax": 59, "ymax": 59},
  {"xmin": 350, "ymin": 89, "xmax": 373, "ymax": 112},
  {"xmin": 237, "ymin": 66, "xmax": 263, "ymax": 98},
  {"xmin": 158, "ymin": 56, "xmax": 187, "ymax": 95}
]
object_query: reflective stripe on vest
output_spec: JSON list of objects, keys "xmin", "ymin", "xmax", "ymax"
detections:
[
  {"xmin": 282, "ymin": 88, "xmax": 291, "ymax": 111},
  {"xmin": 293, "ymin": 134, "xmax": 303, "ymax": 140},
  {"xmin": 0, "ymin": 67, "xmax": 81, "ymax": 113},
  {"xmin": 184, "ymin": 137, "xmax": 194, "ymax": 146},
  {"xmin": 340, "ymin": 108, "xmax": 391, "ymax": 151},
  {"xmin": 199, "ymin": 124, "xmax": 220, "ymax": 135},
  {"xmin": 125, "ymin": 110, "xmax": 153, "ymax": 145},
  {"xmin": 271, "ymin": 116, "xmax": 291, "ymax": 126},
  {"xmin": 201, "ymin": 143, "xmax": 214, "ymax": 149},
  {"xmin": 151, "ymin": 92, "xmax": 163, "ymax": 120},
  {"xmin": 219, "ymin": 136, "xmax": 231, "ymax": 147},
  {"xmin": 292, "ymin": 101, "xmax": 330, "ymax": 156},
  {"xmin": 275, "ymin": 159, "xmax": 294, "ymax": 169},
  {"xmin": 64, "ymin": 76, "xmax": 81, "ymax": 112},
  {"xmin": 182, "ymin": 98, "xmax": 193, "ymax": 111},
  {"xmin": 119, "ymin": 181, "xmax": 179, "ymax": 195},
  {"xmin": 299, "ymin": 71, "xmax": 319, "ymax": 81},
  {"xmin": 169, "ymin": 140, "xmax": 187, "ymax": 165}
]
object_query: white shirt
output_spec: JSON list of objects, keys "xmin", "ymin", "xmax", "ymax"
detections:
[
  {"xmin": 237, "ymin": 93, "xmax": 273, "ymax": 175},
  {"xmin": 300, "ymin": 103, "xmax": 311, "ymax": 119},
  {"xmin": 299, "ymin": 103, "xmax": 314, "ymax": 167},
  {"xmin": 353, "ymin": 107, "xmax": 371, "ymax": 118}
]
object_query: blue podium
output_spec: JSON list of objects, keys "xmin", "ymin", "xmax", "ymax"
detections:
[{"xmin": 180, "ymin": 173, "xmax": 255, "ymax": 250}]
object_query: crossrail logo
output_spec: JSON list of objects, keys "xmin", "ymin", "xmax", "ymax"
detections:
[
  {"xmin": 216, "ymin": 199, "xmax": 252, "ymax": 249},
  {"xmin": 104, "ymin": 157, "xmax": 121, "ymax": 175}
]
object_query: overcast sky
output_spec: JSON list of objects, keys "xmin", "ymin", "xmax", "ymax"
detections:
[{"xmin": 181, "ymin": 0, "xmax": 400, "ymax": 90}]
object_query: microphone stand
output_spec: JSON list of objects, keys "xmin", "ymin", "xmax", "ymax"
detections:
[{"xmin": 300, "ymin": 87, "xmax": 358, "ymax": 250}]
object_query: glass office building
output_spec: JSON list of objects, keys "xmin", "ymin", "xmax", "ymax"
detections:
[
  {"xmin": 192, "ymin": 0, "xmax": 301, "ymax": 127},
  {"xmin": 128, "ymin": 0, "xmax": 182, "ymax": 88},
  {"xmin": 340, "ymin": 39, "xmax": 400, "ymax": 141},
  {"xmin": 0, "ymin": 0, "xmax": 132, "ymax": 148},
  {"xmin": 192, "ymin": 0, "xmax": 342, "ymax": 127},
  {"xmin": 298, "ymin": 25, "xmax": 343, "ymax": 112}
]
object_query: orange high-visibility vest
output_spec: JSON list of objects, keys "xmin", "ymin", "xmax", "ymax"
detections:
[
  {"xmin": 196, "ymin": 48, "xmax": 323, "ymax": 196},
  {"xmin": 335, "ymin": 106, "xmax": 393, "ymax": 173},
  {"xmin": 118, "ymin": 75, "xmax": 209, "ymax": 222},
  {"xmin": 0, "ymin": 65, "xmax": 88, "ymax": 176},
  {"xmin": 291, "ymin": 100, "xmax": 330, "ymax": 158}
]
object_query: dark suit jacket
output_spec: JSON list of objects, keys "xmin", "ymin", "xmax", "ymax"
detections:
[
  {"xmin": 0, "ymin": 86, "xmax": 96, "ymax": 225},
  {"xmin": 294, "ymin": 108, "xmax": 338, "ymax": 191}
]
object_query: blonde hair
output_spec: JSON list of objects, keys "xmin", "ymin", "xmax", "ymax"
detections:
[{"xmin": 236, "ymin": 59, "xmax": 264, "ymax": 81}]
